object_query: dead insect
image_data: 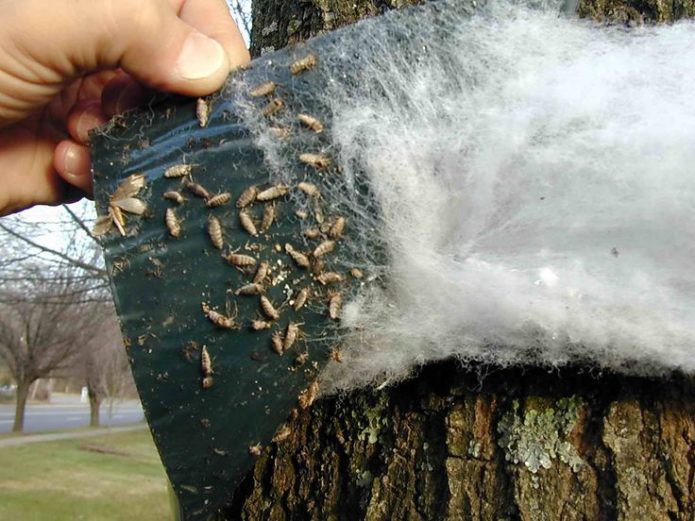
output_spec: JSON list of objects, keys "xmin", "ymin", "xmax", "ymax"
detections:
[
  {"xmin": 290, "ymin": 54, "xmax": 316, "ymax": 75},
  {"xmin": 92, "ymin": 215, "xmax": 114, "ymax": 237},
  {"xmin": 260, "ymin": 203, "xmax": 276, "ymax": 233},
  {"xmin": 313, "ymin": 240, "xmax": 336, "ymax": 258},
  {"xmin": 317, "ymin": 272, "xmax": 343, "ymax": 285},
  {"xmin": 248, "ymin": 444, "xmax": 263, "ymax": 457},
  {"xmin": 207, "ymin": 216, "xmax": 223, "ymax": 249},
  {"xmin": 225, "ymin": 252, "xmax": 257, "ymax": 269},
  {"xmin": 95, "ymin": 173, "xmax": 148, "ymax": 236},
  {"xmin": 262, "ymin": 97, "xmax": 284, "ymax": 117},
  {"xmin": 350, "ymin": 268, "xmax": 364, "ymax": 279},
  {"xmin": 328, "ymin": 291, "xmax": 342, "ymax": 320},
  {"xmin": 164, "ymin": 164, "xmax": 194, "ymax": 178},
  {"xmin": 205, "ymin": 192, "xmax": 232, "ymax": 208},
  {"xmin": 202, "ymin": 302, "xmax": 239, "ymax": 329},
  {"xmin": 251, "ymin": 319, "xmax": 273, "ymax": 331},
  {"xmin": 236, "ymin": 185, "xmax": 258, "ymax": 208},
  {"xmin": 111, "ymin": 197, "xmax": 147, "ymax": 215},
  {"xmin": 249, "ymin": 81, "xmax": 276, "ymax": 97},
  {"xmin": 303, "ymin": 227, "xmax": 321, "ymax": 239},
  {"xmin": 298, "ymin": 380, "xmax": 320, "ymax": 409},
  {"xmin": 310, "ymin": 257, "xmax": 325, "ymax": 276},
  {"xmin": 269, "ymin": 126, "xmax": 291, "ymax": 139},
  {"xmin": 299, "ymin": 153, "xmax": 331, "ymax": 170},
  {"xmin": 283, "ymin": 322, "xmax": 301, "ymax": 351},
  {"xmin": 272, "ymin": 423, "xmax": 292, "ymax": 443},
  {"xmin": 111, "ymin": 173, "xmax": 146, "ymax": 200},
  {"xmin": 235, "ymin": 283, "xmax": 264, "ymax": 296},
  {"xmin": 256, "ymin": 184, "xmax": 289, "ymax": 202},
  {"xmin": 285, "ymin": 243, "xmax": 310, "ymax": 268},
  {"xmin": 165, "ymin": 208, "xmax": 181, "ymax": 237},
  {"xmin": 202, "ymin": 376, "xmax": 214, "ymax": 389},
  {"xmin": 271, "ymin": 331, "xmax": 284, "ymax": 354},
  {"xmin": 297, "ymin": 114, "xmax": 324, "ymax": 133},
  {"xmin": 163, "ymin": 191, "xmax": 185, "ymax": 204},
  {"xmin": 110, "ymin": 205, "xmax": 126, "ymax": 234},
  {"xmin": 196, "ymin": 98, "xmax": 210, "ymax": 127},
  {"xmin": 253, "ymin": 262, "xmax": 270, "ymax": 284},
  {"xmin": 260, "ymin": 295, "xmax": 280, "ymax": 321},
  {"xmin": 293, "ymin": 287, "xmax": 310, "ymax": 311},
  {"xmin": 239, "ymin": 210, "xmax": 258, "ymax": 237},
  {"xmin": 328, "ymin": 217, "xmax": 346, "ymax": 239},
  {"xmin": 314, "ymin": 203, "xmax": 325, "ymax": 225},
  {"xmin": 201, "ymin": 345, "xmax": 213, "ymax": 376},
  {"xmin": 187, "ymin": 181, "xmax": 211, "ymax": 199},
  {"xmin": 297, "ymin": 181, "xmax": 320, "ymax": 197}
]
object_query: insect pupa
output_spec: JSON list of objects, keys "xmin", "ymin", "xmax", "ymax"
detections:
[
  {"xmin": 285, "ymin": 243, "xmax": 310, "ymax": 269},
  {"xmin": 350, "ymin": 268, "xmax": 364, "ymax": 279},
  {"xmin": 299, "ymin": 153, "xmax": 331, "ymax": 170},
  {"xmin": 310, "ymin": 257, "xmax": 325, "ymax": 276},
  {"xmin": 249, "ymin": 81, "xmax": 276, "ymax": 97},
  {"xmin": 202, "ymin": 302, "xmax": 239, "ymax": 329},
  {"xmin": 271, "ymin": 331, "xmax": 284, "ymax": 354},
  {"xmin": 290, "ymin": 54, "xmax": 316, "ymax": 75},
  {"xmin": 196, "ymin": 98, "xmax": 210, "ymax": 127},
  {"xmin": 293, "ymin": 287, "xmax": 310, "ymax": 311},
  {"xmin": 297, "ymin": 114, "xmax": 324, "ymax": 133},
  {"xmin": 235, "ymin": 283, "xmax": 264, "ymax": 296},
  {"xmin": 328, "ymin": 291, "xmax": 342, "ymax": 320},
  {"xmin": 225, "ymin": 252, "xmax": 257, "ymax": 268},
  {"xmin": 187, "ymin": 181, "xmax": 211, "ymax": 199},
  {"xmin": 251, "ymin": 319, "xmax": 273, "ymax": 331},
  {"xmin": 239, "ymin": 210, "xmax": 258, "ymax": 237},
  {"xmin": 262, "ymin": 97, "xmax": 284, "ymax": 117},
  {"xmin": 260, "ymin": 295, "xmax": 280, "ymax": 321},
  {"xmin": 256, "ymin": 184, "xmax": 289, "ymax": 202},
  {"xmin": 297, "ymin": 181, "xmax": 320, "ymax": 197},
  {"xmin": 253, "ymin": 262, "xmax": 270, "ymax": 284},
  {"xmin": 201, "ymin": 345, "xmax": 213, "ymax": 376},
  {"xmin": 163, "ymin": 191, "xmax": 185, "ymax": 204},
  {"xmin": 317, "ymin": 272, "xmax": 343, "ymax": 285},
  {"xmin": 328, "ymin": 217, "xmax": 346, "ymax": 239},
  {"xmin": 312, "ymin": 240, "xmax": 335, "ymax": 258},
  {"xmin": 298, "ymin": 380, "xmax": 320, "ymax": 409},
  {"xmin": 164, "ymin": 164, "xmax": 194, "ymax": 178},
  {"xmin": 202, "ymin": 376, "xmax": 214, "ymax": 389},
  {"xmin": 236, "ymin": 185, "xmax": 258, "ymax": 208},
  {"xmin": 207, "ymin": 216, "xmax": 223, "ymax": 249},
  {"xmin": 269, "ymin": 126, "xmax": 290, "ymax": 139},
  {"xmin": 165, "ymin": 208, "xmax": 181, "ymax": 237},
  {"xmin": 260, "ymin": 203, "xmax": 276, "ymax": 233},
  {"xmin": 303, "ymin": 227, "xmax": 321, "ymax": 239},
  {"xmin": 205, "ymin": 192, "xmax": 232, "ymax": 208},
  {"xmin": 283, "ymin": 322, "xmax": 300, "ymax": 351}
]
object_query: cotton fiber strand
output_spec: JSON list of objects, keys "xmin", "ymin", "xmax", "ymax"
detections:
[{"xmin": 235, "ymin": 0, "xmax": 695, "ymax": 391}]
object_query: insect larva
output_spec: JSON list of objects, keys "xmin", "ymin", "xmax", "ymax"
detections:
[
  {"xmin": 328, "ymin": 291, "xmax": 342, "ymax": 320},
  {"xmin": 249, "ymin": 81, "xmax": 276, "ymax": 97},
  {"xmin": 256, "ymin": 184, "xmax": 289, "ymax": 202},
  {"xmin": 253, "ymin": 262, "xmax": 270, "ymax": 284},
  {"xmin": 187, "ymin": 181, "xmax": 210, "ymax": 199},
  {"xmin": 290, "ymin": 54, "xmax": 316, "ymax": 75},
  {"xmin": 164, "ymin": 164, "xmax": 194, "ymax": 178},
  {"xmin": 205, "ymin": 192, "xmax": 231, "ymax": 208},
  {"xmin": 248, "ymin": 444, "xmax": 263, "ymax": 457},
  {"xmin": 328, "ymin": 217, "xmax": 346, "ymax": 239},
  {"xmin": 272, "ymin": 423, "xmax": 291, "ymax": 443},
  {"xmin": 350, "ymin": 268, "xmax": 364, "ymax": 279},
  {"xmin": 260, "ymin": 295, "xmax": 280, "ymax": 321},
  {"xmin": 201, "ymin": 345, "xmax": 213, "ymax": 376},
  {"xmin": 303, "ymin": 228, "xmax": 321, "ymax": 239},
  {"xmin": 235, "ymin": 283, "xmax": 264, "ymax": 296},
  {"xmin": 239, "ymin": 210, "xmax": 258, "ymax": 237},
  {"xmin": 196, "ymin": 98, "xmax": 210, "ymax": 127},
  {"xmin": 163, "ymin": 191, "xmax": 184, "ymax": 204},
  {"xmin": 225, "ymin": 253, "xmax": 257, "ymax": 268},
  {"xmin": 285, "ymin": 244, "xmax": 310, "ymax": 269},
  {"xmin": 262, "ymin": 97, "xmax": 284, "ymax": 117},
  {"xmin": 297, "ymin": 114, "xmax": 324, "ymax": 133},
  {"xmin": 202, "ymin": 303, "xmax": 238, "ymax": 329},
  {"xmin": 165, "ymin": 208, "xmax": 181, "ymax": 237},
  {"xmin": 236, "ymin": 185, "xmax": 258, "ymax": 208},
  {"xmin": 207, "ymin": 216, "xmax": 223, "ymax": 250},
  {"xmin": 312, "ymin": 240, "xmax": 335, "ymax": 258},
  {"xmin": 299, "ymin": 153, "xmax": 331, "ymax": 170},
  {"xmin": 251, "ymin": 319, "xmax": 272, "ymax": 331},
  {"xmin": 271, "ymin": 331, "xmax": 284, "ymax": 354},
  {"xmin": 284, "ymin": 322, "xmax": 300, "ymax": 351},
  {"xmin": 317, "ymin": 272, "xmax": 343, "ymax": 285},
  {"xmin": 297, "ymin": 182, "xmax": 320, "ymax": 197},
  {"xmin": 293, "ymin": 287, "xmax": 310, "ymax": 311},
  {"xmin": 260, "ymin": 203, "xmax": 275, "ymax": 233},
  {"xmin": 297, "ymin": 381, "xmax": 320, "ymax": 409}
]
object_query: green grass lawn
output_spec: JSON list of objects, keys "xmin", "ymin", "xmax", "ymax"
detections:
[{"xmin": 0, "ymin": 429, "xmax": 172, "ymax": 521}]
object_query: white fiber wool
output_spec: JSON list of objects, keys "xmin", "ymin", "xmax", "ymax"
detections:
[{"xmin": 240, "ymin": 0, "xmax": 695, "ymax": 390}]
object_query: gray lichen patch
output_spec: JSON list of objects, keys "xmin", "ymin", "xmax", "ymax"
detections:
[{"xmin": 497, "ymin": 396, "xmax": 585, "ymax": 473}]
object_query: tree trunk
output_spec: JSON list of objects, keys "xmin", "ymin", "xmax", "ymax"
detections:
[
  {"xmin": 88, "ymin": 387, "xmax": 101, "ymax": 428},
  {"xmin": 12, "ymin": 380, "xmax": 31, "ymax": 433},
  {"xmin": 220, "ymin": 2, "xmax": 695, "ymax": 519}
]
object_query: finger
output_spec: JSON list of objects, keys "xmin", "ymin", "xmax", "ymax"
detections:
[
  {"xmin": 101, "ymin": 74, "xmax": 149, "ymax": 118},
  {"xmin": 66, "ymin": 100, "xmax": 108, "ymax": 144},
  {"xmin": 54, "ymin": 140, "xmax": 93, "ymax": 196}
]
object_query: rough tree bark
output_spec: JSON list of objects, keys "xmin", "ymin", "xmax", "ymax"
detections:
[
  {"xmin": 88, "ymin": 386, "xmax": 101, "ymax": 428},
  {"xmin": 221, "ymin": 2, "xmax": 695, "ymax": 519},
  {"xmin": 12, "ymin": 381, "xmax": 30, "ymax": 433}
]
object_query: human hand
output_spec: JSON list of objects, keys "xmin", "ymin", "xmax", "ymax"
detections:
[{"xmin": 0, "ymin": 0, "xmax": 250, "ymax": 216}]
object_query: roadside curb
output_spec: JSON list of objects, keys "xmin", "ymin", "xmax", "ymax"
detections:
[{"xmin": 0, "ymin": 424, "xmax": 148, "ymax": 448}]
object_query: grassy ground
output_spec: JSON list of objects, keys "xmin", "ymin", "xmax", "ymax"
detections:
[{"xmin": 0, "ymin": 429, "xmax": 172, "ymax": 521}]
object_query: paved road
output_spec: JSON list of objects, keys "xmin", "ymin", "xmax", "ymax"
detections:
[{"xmin": 0, "ymin": 401, "xmax": 145, "ymax": 434}]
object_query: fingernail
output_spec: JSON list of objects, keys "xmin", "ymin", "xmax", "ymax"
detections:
[
  {"xmin": 62, "ymin": 145, "xmax": 79, "ymax": 177},
  {"xmin": 176, "ymin": 33, "xmax": 226, "ymax": 80},
  {"xmin": 76, "ymin": 110, "xmax": 106, "ymax": 143},
  {"xmin": 114, "ymin": 83, "xmax": 144, "ymax": 114}
]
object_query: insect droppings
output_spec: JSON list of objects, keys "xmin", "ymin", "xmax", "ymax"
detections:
[
  {"xmin": 313, "ymin": 240, "xmax": 336, "ymax": 258},
  {"xmin": 285, "ymin": 243, "xmax": 310, "ymax": 269},
  {"xmin": 328, "ymin": 217, "xmax": 346, "ymax": 239},
  {"xmin": 249, "ymin": 81, "xmax": 276, "ymax": 97},
  {"xmin": 205, "ymin": 192, "xmax": 232, "ymax": 208},
  {"xmin": 196, "ymin": 98, "xmax": 210, "ymax": 127},
  {"xmin": 299, "ymin": 153, "xmax": 331, "ymax": 170},
  {"xmin": 297, "ymin": 181, "xmax": 321, "ymax": 197},
  {"xmin": 164, "ymin": 164, "xmax": 194, "ymax": 178},
  {"xmin": 207, "ymin": 216, "xmax": 223, "ymax": 249},
  {"xmin": 290, "ymin": 54, "xmax": 316, "ymax": 75},
  {"xmin": 163, "ymin": 191, "xmax": 185, "ymax": 204},
  {"xmin": 236, "ymin": 185, "xmax": 258, "ymax": 208},
  {"xmin": 297, "ymin": 114, "xmax": 324, "ymax": 133},
  {"xmin": 165, "ymin": 208, "xmax": 181, "ymax": 237},
  {"xmin": 260, "ymin": 295, "xmax": 280, "ymax": 321},
  {"xmin": 239, "ymin": 210, "xmax": 258, "ymax": 236},
  {"xmin": 256, "ymin": 184, "xmax": 289, "ymax": 202}
]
